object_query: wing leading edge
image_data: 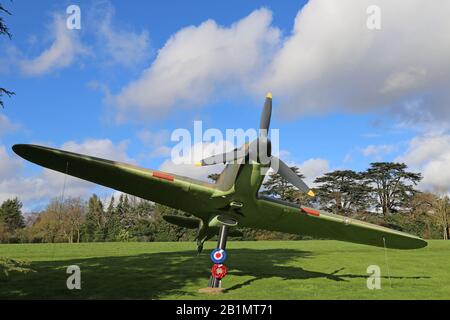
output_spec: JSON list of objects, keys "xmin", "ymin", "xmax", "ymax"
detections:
[{"xmin": 12, "ymin": 144, "xmax": 216, "ymax": 212}]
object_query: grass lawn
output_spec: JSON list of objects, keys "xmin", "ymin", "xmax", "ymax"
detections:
[{"xmin": 0, "ymin": 240, "xmax": 449, "ymax": 300}]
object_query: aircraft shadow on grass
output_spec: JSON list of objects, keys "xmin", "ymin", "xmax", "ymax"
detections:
[{"xmin": 1, "ymin": 248, "xmax": 430, "ymax": 299}]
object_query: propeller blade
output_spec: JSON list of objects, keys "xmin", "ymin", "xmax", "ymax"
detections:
[
  {"xmin": 271, "ymin": 156, "xmax": 315, "ymax": 197},
  {"xmin": 259, "ymin": 92, "xmax": 273, "ymax": 135},
  {"xmin": 195, "ymin": 146, "xmax": 247, "ymax": 166}
]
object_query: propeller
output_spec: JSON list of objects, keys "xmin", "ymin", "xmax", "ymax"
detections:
[
  {"xmin": 195, "ymin": 145, "xmax": 247, "ymax": 167},
  {"xmin": 259, "ymin": 92, "xmax": 272, "ymax": 135},
  {"xmin": 195, "ymin": 92, "xmax": 315, "ymax": 197},
  {"xmin": 271, "ymin": 156, "xmax": 315, "ymax": 197}
]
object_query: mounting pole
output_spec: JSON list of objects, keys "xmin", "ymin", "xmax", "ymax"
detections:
[{"xmin": 208, "ymin": 225, "xmax": 229, "ymax": 288}]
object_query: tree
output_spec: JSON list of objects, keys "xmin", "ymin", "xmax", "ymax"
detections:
[
  {"xmin": 27, "ymin": 198, "xmax": 86, "ymax": 243},
  {"xmin": 103, "ymin": 196, "xmax": 120, "ymax": 241},
  {"xmin": 130, "ymin": 197, "xmax": 154, "ymax": 220},
  {"xmin": 116, "ymin": 194, "xmax": 129, "ymax": 226},
  {"xmin": 0, "ymin": 2, "xmax": 12, "ymax": 38},
  {"xmin": 0, "ymin": 198, "xmax": 25, "ymax": 232},
  {"xmin": 314, "ymin": 170, "xmax": 371, "ymax": 215},
  {"xmin": 0, "ymin": 223, "xmax": 8, "ymax": 242},
  {"xmin": 430, "ymin": 195, "xmax": 450, "ymax": 240},
  {"xmin": 362, "ymin": 162, "xmax": 421, "ymax": 216},
  {"xmin": 262, "ymin": 166, "xmax": 305, "ymax": 203},
  {"xmin": 409, "ymin": 192, "xmax": 435, "ymax": 217},
  {"xmin": 153, "ymin": 204, "xmax": 196, "ymax": 242},
  {"xmin": 0, "ymin": 1, "xmax": 14, "ymax": 108},
  {"xmin": 130, "ymin": 200, "xmax": 155, "ymax": 241},
  {"xmin": 83, "ymin": 194, "xmax": 104, "ymax": 242},
  {"xmin": 121, "ymin": 195, "xmax": 144, "ymax": 232},
  {"xmin": 0, "ymin": 257, "xmax": 34, "ymax": 281},
  {"xmin": 58, "ymin": 198, "xmax": 85, "ymax": 243},
  {"xmin": 28, "ymin": 207, "xmax": 61, "ymax": 243},
  {"xmin": 0, "ymin": 88, "xmax": 14, "ymax": 108},
  {"xmin": 409, "ymin": 192, "xmax": 449, "ymax": 240}
]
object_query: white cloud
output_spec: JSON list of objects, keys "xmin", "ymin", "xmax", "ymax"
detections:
[
  {"xmin": 297, "ymin": 158, "xmax": 330, "ymax": 186},
  {"xmin": 136, "ymin": 129, "xmax": 172, "ymax": 159},
  {"xmin": 0, "ymin": 171, "xmax": 92, "ymax": 206},
  {"xmin": 0, "ymin": 45, "xmax": 21, "ymax": 74},
  {"xmin": 0, "ymin": 139, "xmax": 133, "ymax": 209},
  {"xmin": 258, "ymin": 0, "xmax": 450, "ymax": 125},
  {"xmin": 0, "ymin": 114, "xmax": 20, "ymax": 137},
  {"xmin": 95, "ymin": 3, "xmax": 151, "ymax": 68},
  {"xmin": 361, "ymin": 144, "xmax": 395, "ymax": 157},
  {"xmin": 13, "ymin": 1, "xmax": 149, "ymax": 77},
  {"xmin": 114, "ymin": 8, "xmax": 280, "ymax": 120},
  {"xmin": 20, "ymin": 14, "xmax": 89, "ymax": 76},
  {"xmin": 381, "ymin": 67, "xmax": 427, "ymax": 94},
  {"xmin": 343, "ymin": 153, "xmax": 353, "ymax": 164},
  {"xmin": 0, "ymin": 145, "xmax": 23, "ymax": 180},
  {"xmin": 60, "ymin": 139, "xmax": 133, "ymax": 163},
  {"xmin": 146, "ymin": 146, "xmax": 172, "ymax": 159},
  {"xmin": 138, "ymin": 129, "xmax": 170, "ymax": 147},
  {"xmin": 396, "ymin": 133, "xmax": 450, "ymax": 193},
  {"xmin": 111, "ymin": 1, "xmax": 450, "ymax": 127}
]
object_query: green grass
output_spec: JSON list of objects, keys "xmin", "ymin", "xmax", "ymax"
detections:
[{"xmin": 0, "ymin": 240, "xmax": 449, "ymax": 299}]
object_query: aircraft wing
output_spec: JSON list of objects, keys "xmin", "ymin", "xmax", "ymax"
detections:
[
  {"xmin": 246, "ymin": 195, "xmax": 427, "ymax": 249},
  {"xmin": 12, "ymin": 144, "xmax": 216, "ymax": 212}
]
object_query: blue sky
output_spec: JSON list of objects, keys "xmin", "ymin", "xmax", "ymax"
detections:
[{"xmin": 1, "ymin": 0, "xmax": 449, "ymax": 211}]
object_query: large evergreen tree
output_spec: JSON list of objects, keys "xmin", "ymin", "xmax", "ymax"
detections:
[
  {"xmin": 115, "ymin": 194, "xmax": 127, "ymax": 225},
  {"xmin": 0, "ymin": 198, "xmax": 25, "ymax": 232},
  {"xmin": 130, "ymin": 200, "xmax": 155, "ymax": 241},
  {"xmin": 362, "ymin": 162, "xmax": 422, "ymax": 216},
  {"xmin": 83, "ymin": 194, "xmax": 104, "ymax": 242},
  {"xmin": 314, "ymin": 170, "xmax": 371, "ymax": 215},
  {"xmin": 103, "ymin": 196, "xmax": 120, "ymax": 241}
]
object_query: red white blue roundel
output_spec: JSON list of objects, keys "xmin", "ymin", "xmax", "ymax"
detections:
[{"xmin": 210, "ymin": 249, "xmax": 227, "ymax": 264}]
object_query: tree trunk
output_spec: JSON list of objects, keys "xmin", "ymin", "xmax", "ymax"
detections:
[{"xmin": 382, "ymin": 203, "xmax": 388, "ymax": 216}]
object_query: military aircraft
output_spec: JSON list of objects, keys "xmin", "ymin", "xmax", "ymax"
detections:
[{"xmin": 12, "ymin": 93, "xmax": 427, "ymax": 256}]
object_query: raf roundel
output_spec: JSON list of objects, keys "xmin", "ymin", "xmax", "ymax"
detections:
[{"xmin": 210, "ymin": 248, "xmax": 227, "ymax": 264}]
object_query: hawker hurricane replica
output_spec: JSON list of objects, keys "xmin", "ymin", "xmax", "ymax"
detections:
[{"xmin": 13, "ymin": 93, "xmax": 426, "ymax": 287}]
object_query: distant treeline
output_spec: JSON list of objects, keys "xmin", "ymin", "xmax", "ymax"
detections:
[
  {"xmin": 0, "ymin": 194, "xmax": 193, "ymax": 244},
  {"xmin": 0, "ymin": 162, "xmax": 448, "ymax": 243}
]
